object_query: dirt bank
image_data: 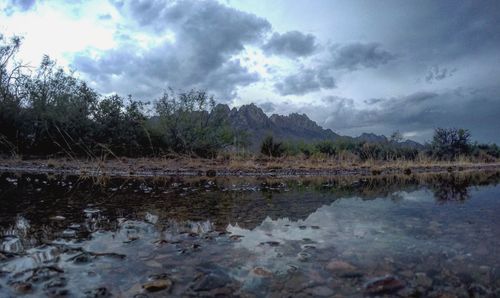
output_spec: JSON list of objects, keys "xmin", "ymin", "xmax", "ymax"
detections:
[{"xmin": 1, "ymin": 158, "xmax": 500, "ymax": 178}]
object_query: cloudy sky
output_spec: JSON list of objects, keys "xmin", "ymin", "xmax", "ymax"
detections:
[{"xmin": 1, "ymin": 0, "xmax": 499, "ymax": 142}]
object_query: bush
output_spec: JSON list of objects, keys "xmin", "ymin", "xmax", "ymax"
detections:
[
  {"xmin": 152, "ymin": 89, "xmax": 234, "ymax": 158},
  {"xmin": 430, "ymin": 128, "xmax": 471, "ymax": 160},
  {"xmin": 315, "ymin": 141, "xmax": 336, "ymax": 157},
  {"xmin": 261, "ymin": 136, "xmax": 285, "ymax": 158}
]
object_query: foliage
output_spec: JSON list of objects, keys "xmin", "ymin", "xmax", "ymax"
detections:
[
  {"xmin": 152, "ymin": 89, "xmax": 234, "ymax": 157},
  {"xmin": 430, "ymin": 128, "xmax": 471, "ymax": 160},
  {"xmin": 0, "ymin": 33, "xmax": 233, "ymax": 158},
  {"xmin": 390, "ymin": 130, "xmax": 403, "ymax": 143},
  {"xmin": 315, "ymin": 140, "xmax": 336, "ymax": 157},
  {"xmin": 93, "ymin": 94, "xmax": 150, "ymax": 156},
  {"xmin": 0, "ymin": 34, "xmax": 25, "ymax": 156},
  {"xmin": 282, "ymin": 138, "xmax": 420, "ymax": 161},
  {"xmin": 261, "ymin": 135, "xmax": 285, "ymax": 157},
  {"xmin": 470, "ymin": 142, "xmax": 500, "ymax": 162}
]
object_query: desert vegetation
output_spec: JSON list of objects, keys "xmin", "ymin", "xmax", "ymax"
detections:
[
  {"xmin": 1, "ymin": 34, "xmax": 499, "ymax": 165},
  {"xmin": 0, "ymin": 34, "xmax": 235, "ymax": 159},
  {"xmin": 259, "ymin": 129, "xmax": 499, "ymax": 163}
]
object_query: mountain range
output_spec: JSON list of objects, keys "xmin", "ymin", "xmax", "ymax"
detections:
[{"xmin": 213, "ymin": 103, "xmax": 423, "ymax": 149}]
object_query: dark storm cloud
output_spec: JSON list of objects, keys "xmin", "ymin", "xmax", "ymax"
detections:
[
  {"xmin": 3, "ymin": 0, "xmax": 35, "ymax": 14},
  {"xmin": 271, "ymin": 41, "xmax": 394, "ymax": 96},
  {"xmin": 73, "ymin": 0, "xmax": 271, "ymax": 100},
  {"xmin": 262, "ymin": 31, "xmax": 317, "ymax": 58},
  {"xmin": 318, "ymin": 88, "xmax": 500, "ymax": 143},
  {"xmin": 334, "ymin": 1, "xmax": 500, "ymax": 76},
  {"xmin": 274, "ymin": 68, "xmax": 335, "ymax": 96},
  {"xmin": 404, "ymin": 1, "xmax": 500, "ymax": 61},
  {"xmin": 10, "ymin": 0, "xmax": 34, "ymax": 10},
  {"xmin": 305, "ymin": 1, "xmax": 500, "ymax": 141},
  {"xmin": 425, "ymin": 66, "xmax": 457, "ymax": 83},
  {"xmin": 329, "ymin": 43, "xmax": 396, "ymax": 71},
  {"xmin": 363, "ymin": 98, "xmax": 385, "ymax": 105}
]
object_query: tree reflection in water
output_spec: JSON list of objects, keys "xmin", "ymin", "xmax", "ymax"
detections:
[{"xmin": 1, "ymin": 171, "xmax": 500, "ymax": 296}]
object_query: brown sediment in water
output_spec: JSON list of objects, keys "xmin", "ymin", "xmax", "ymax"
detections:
[{"xmin": 1, "ymin": 157, "xmax": 500, "ymax": 178}]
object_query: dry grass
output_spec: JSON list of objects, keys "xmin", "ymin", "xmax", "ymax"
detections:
[{"xmin": 1, "ymin": 153, "xmax": 499, "ymax": 178}]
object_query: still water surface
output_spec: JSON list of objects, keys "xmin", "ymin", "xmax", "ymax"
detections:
[{"xmin": 0, "ymin": 172, "xmax": 499, "ymax": 297}]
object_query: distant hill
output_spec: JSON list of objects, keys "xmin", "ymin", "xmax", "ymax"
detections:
[
  {"xmin": 213, "ymin": 103, "xmax": 423, "ymax": 150},
  {"xmin": 355, "ymin": 132, "xmax": 388, "ymax": 143}
]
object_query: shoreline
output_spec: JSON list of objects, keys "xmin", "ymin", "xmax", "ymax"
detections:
[{"xmin": 1, "ymin": 158, "xmax": 500, "ymax": 178}]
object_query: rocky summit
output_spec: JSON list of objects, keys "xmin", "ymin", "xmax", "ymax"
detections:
[
  {"xmin": 214, "ymin": 103, "xmax": 340, "ymax": 149},
  {"xmin": 213, "ymin": 103, "xmax": 422, "ymax": 150}
]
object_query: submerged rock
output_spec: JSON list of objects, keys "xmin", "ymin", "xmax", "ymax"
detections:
[
  {"xmin": 252, "ymin": 267, "xmax": 273, "ymax": 277},
  {"xmin": 44, "ymin": 277, "xmax": 67, "ymax": 289},
  {"xmin": 326, "ymin": 259, "xmax": 362, "ymax": 279},
  {"xmin": 10, "ymin": 281, "xmax": 33, "ymax": 294},
  {"xmin": 306, "ymin": 286, "xmax": 334, "ymax": 297},
  {"xmin": 297, "ymin": 251, "xmax": 311, "ymax": 262},
  {"xmin": 70, "ymin": 252, "xmax": 94, "ymax": 264},
  {"xmin": 364, "ymin": 275, "xmax": 405, "ymax": 295},
  {"xmin": 191, "ymin": 265, "xmax": 235, "ymax": 292},
  {"xmin": 259, "ymin": 241, "xmax": 280, "ymax": 247},
  {"xmin": 468, "ymin": 283, "xmax": 491, "ymax": 297},
  {"xmin": 44, "ymin": 280, "xmax": 70, "ymax": 298},
  {"xmin": 326, "ymin": 260, "xmax": 356, "ymax": 272},
  {"xmin": 84, "ymin": 287, "xmax": 112, "ymax": 298},
  {"xmin": 142, "ymin": 278, "xmax": 173, "ymax": 292},
  {"xmin": 415, "ymin": 272, "xmax": 433, "ymax": 288},
  {"xmin": 229, "ymin": 234, "xmax": 244, "ymax": 241}
]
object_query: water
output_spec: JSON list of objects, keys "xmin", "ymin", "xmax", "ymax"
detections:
[{"xmin": 0, "ymin": 172, "xmax": 499, "ymax": 297}]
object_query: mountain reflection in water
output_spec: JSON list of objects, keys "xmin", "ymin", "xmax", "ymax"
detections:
[{"xmin": 0, "ymin": 172, "xmax": 499, "ymax": 297}]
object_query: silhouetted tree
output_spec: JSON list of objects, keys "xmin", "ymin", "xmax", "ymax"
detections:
[
  {"xmin": 431, "ymin": 128, "xmax": 471, "ymax": 160},
  {"xmin": 153, "ymin": 89, "xmax": 233, "ymax": 157},
  {"xmin": 390, "ymin": 130, "xmax": 403, "ymax": 143}
]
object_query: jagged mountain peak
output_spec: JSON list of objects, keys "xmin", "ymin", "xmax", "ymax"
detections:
[
  {"xmin": 213, "ymin": 103, "xmax": 341, "ymax": 149},
  {"xmin": 210, "ymin": 102, "xmax": 422, "ymax": 150},
  {"xmin": 213, "ymin": 103, "xmax": 230, "ymax": 114},
  {"xmin": 270, "ymin": 113, "xmax": 327, "ymax": 133}
]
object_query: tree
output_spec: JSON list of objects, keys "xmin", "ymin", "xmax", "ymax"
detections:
[
  {"xmin": 261, "ymin": 135, "xmax": 285, "ymax": 158},
  {"xmin": 153, "ymin": 89, "xmax": 233, "ymax": 157},
  {"xmin": 390, "ymin": 130, "xmax": 403, "ymax": 143},
  {"xmin": 0, "ymin": 34, "xmax": 25, "ymax": 102},
  {"xmin": 20, "ymin": 56, "xmax": 99, "ymax": 156},
  {"xmin": 0, "ymin": 34, "xmax": 26, "ymax": 155},
  {"xmin": 431, "ymin": 128, "xmax": 471, "ymax": 160},
  {"xmin": 93, "ymin": 94, "xmax": 150, "ymax": 156}
]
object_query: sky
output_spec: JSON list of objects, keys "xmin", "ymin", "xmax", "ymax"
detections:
[{"xmin": 1, "ymin": 0, "xmax": 499, "ymax": 143}]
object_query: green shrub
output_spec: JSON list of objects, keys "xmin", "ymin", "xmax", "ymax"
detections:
[
  {"xmin": 261, "ymin": 136, "xmax": 285, "ymax": 158},
  {"xmin": 315, "ymin": 141, "xmax": 336, "ymax": 157}
]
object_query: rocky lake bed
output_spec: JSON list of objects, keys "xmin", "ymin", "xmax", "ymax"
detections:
[{"xmin": 0, "ymin": 171, "xmax": 499, "ymax": 297}]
